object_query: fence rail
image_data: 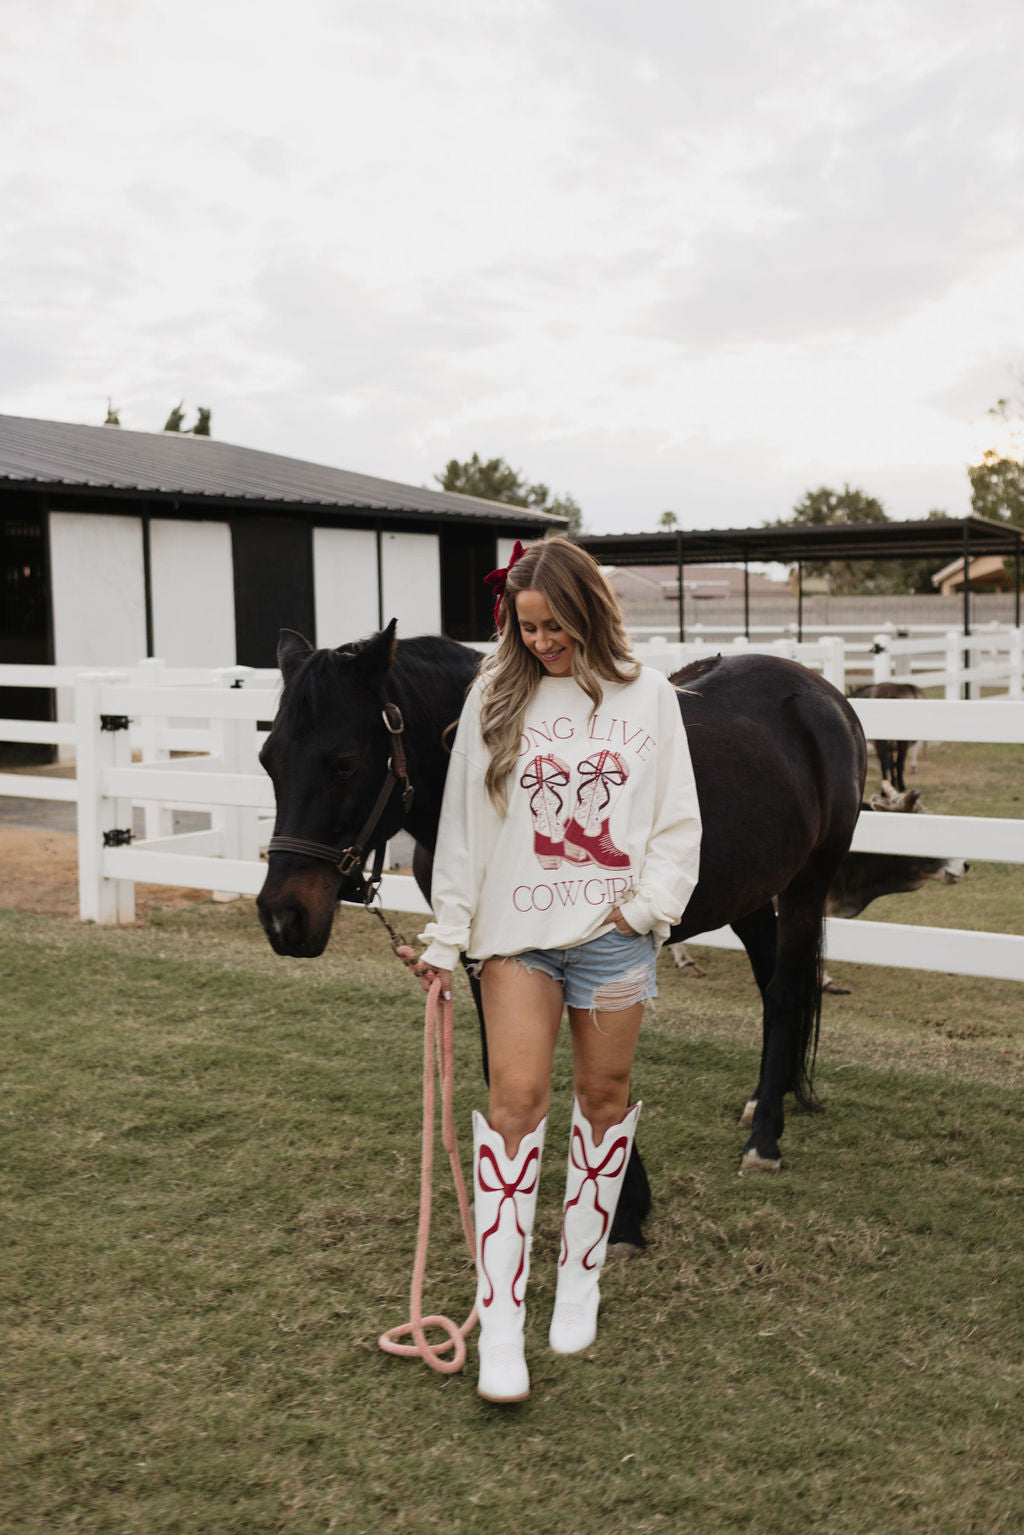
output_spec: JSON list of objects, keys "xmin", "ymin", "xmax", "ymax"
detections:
[{"xmin": 1, "ymin": 656, "xmax": 1022, "ymax": 982}]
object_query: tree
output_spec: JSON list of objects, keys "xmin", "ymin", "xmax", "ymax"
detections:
[
  {"xmin": 773, "ymin": 484, "xmax": 938, "ymax": 595},
  {"xmin": 786, "ymin": 484, "xmax": 888, "ymax": 528},
  {"xmin": 970, "ymin": 453, "xmax": 1024, "ymax": 525},
  {"xmin": 969, "ymin": 394, "xmax": 1024, "ymax": 527},
  {"xmin": 658, "ymin": 510, "xmax": 679, "ymax": 530},
  {"xmin": 435, "ymin": 453, "xmax": 583, "ymax": 534},
  {"xmin": 163, "ymin": 402, "xmax": 185, "ymax": 432}
]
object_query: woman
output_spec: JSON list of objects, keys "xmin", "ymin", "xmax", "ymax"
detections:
[{"xmin": 417, "ymin": 536, "xmax": 701, "ymax": 1403}]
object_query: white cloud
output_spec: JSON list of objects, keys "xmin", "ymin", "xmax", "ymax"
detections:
[{"xmin": 2, "ymin": 0, "xmax": 1023, "ymax": 533}]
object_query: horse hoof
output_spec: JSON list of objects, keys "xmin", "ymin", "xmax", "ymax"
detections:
[
  {"xmin": 739, "ymin": 1098, "xmax": 758, "ymax": 1129},
  {"xmin": 738, "ymin": 1149, "xmax": 783, "ymax": 1176},
  {"xmin": 607, "ymin": 1241, "xmax": 642, "ymax": 1263}
]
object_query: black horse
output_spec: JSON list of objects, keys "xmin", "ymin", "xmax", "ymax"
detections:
[{"xmin": 257, "ymin": 625, "xmax": 866, "ymax": 1243}]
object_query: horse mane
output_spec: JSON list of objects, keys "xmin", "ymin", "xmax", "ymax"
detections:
[
  {"xmin": 280, "ymin": 633, "xmax": 479, "ymax": 742},
  {"xmin": 388, "ymin": 635, "xmax": 481, "ymax": 749}
]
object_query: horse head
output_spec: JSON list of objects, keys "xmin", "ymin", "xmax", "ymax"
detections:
[{"xmin": 257, "ymin": 621, "xmax": 408, "ymax": 957}]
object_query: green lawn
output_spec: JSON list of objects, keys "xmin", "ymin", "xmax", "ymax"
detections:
[{"xmin": 3, "ymin": 868, "xmax": 1023, "ymax": 1534}]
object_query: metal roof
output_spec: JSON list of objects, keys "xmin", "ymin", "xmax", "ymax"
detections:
[
  {"xmin": 0, "ymin": 413, "xmax": 562, "ymax": 528},
  {"xmin": 580, "ymin": 517, "xmax": 1024, "ymax": 567}
]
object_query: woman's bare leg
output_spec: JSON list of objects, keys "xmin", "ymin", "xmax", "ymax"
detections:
[
  {"xmin": 479, "ymin": 959, "xmax": 564, "ymax": 1155},
  {"xmin": 567, "ymin": 1001, "xmax": 645, "ymax": 1144}
]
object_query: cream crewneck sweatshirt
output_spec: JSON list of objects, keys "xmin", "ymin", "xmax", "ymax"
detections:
[{"xmin": 418, "ymin": 666, "xmax": 702, "ymax": 971}]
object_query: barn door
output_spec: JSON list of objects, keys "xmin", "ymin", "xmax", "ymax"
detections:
[
  {"xmin": 231, "ymin": 519, "xmax": 314, "ymax": 667},
  {"xmin": 440, "ymin": 526, "xmax": 498, "ymax": 641},
  {"xmin": 0, "ymin": 497, "xmax": 54, "ymax": 761}
]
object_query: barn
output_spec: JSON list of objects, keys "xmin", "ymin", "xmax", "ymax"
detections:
[{"xmin": 0, "ymin": 414, "xmax": 563, "ymax": 686}]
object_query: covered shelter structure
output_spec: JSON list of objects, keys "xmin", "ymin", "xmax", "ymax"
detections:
[{"xmin": 579, "ymin": 516, "xmax": 1024, "ymax": 642}]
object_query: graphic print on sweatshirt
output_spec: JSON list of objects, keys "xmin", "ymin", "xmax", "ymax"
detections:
[{"xmin": 519, "ymin": 749, "xmax": 631, "ymax": 871}]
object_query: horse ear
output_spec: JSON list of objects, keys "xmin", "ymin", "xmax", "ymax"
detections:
[
  {"xmin": 278, "ymin": 629, "xmax": 314, "ymax": 682},
  {"xmin": 349, "ymin": 619, "xmax": 398, "ymax": 688}
]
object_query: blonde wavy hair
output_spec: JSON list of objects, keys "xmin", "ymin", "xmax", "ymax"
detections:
[{"xmin": 479, "ymin": 535, "xmax": 640, "ymax": 811}]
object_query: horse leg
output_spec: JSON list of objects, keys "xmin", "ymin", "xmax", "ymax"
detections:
[
  {"xmin": 894, "ymin": 741, "xmax": 908, "ymax": 794},
  {"xmin": 608, "ymin": 1139, "xmax": 652, "ymax": 1253},
  {"xmin": 740, "ymin": 877, "xmax": 826, "ymax": 1175},
  {"xmin": 463, "ymin": 960, "xmax": 490, "ymax": 1084},
  {"xmin": 729, "ymin": 902, "xmax": 777, "ymax": 1129}
]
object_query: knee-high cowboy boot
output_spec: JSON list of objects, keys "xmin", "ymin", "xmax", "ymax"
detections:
[
  {"xmin": 473, "ymin": 1111, "xmax": 547, "ymax": 1402},
  {"xmin": 548, "ymin": 1097, "xmax": 641, "ymax": 1355}
]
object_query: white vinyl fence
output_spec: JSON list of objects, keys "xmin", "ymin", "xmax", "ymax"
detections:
[
  {"xmin": 868, "ymin": 627, "xmax": 1024, "ymax": 697},
  {"xmin": 1, "ymin": 655, "xmax": 1023, "ymax": 982},
  {"xmin": 691, "ymin": 695, "xmax": 1024, "ymax": 983}
]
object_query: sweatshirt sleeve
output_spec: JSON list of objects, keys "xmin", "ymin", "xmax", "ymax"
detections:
[
  {"xmin": 617, "ymin": 674, "xmax": 702, "ymax": 943},
  {"xmin": 418, "ymin": 682, "xmax": 494, "ymax": 970}
]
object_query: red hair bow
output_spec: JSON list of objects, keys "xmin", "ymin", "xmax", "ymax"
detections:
[{"xmin": 483, "ymin": 539, "xmax": 527, "ymax": 631}]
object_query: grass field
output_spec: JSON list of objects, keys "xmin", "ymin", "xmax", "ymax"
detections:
[{"xmin": 3, "ymin": 739, "xmax": 1023, "ymax": 1534}]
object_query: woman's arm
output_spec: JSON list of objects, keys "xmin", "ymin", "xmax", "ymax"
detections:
[
  {"xmin": 417, "ymin": 686, "xmax": 494, "ymax": 971},
  {"xmin": 617, "ymin": 678, "xmax": 702, "ymax": 940}
]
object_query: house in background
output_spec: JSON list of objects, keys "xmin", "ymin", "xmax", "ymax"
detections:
[
  {"xmin": 605, "ymin": 561, "xmax": 784, "ymax": 628},
  {"xmin": 932, "ymin": 553, "xmax": 1017, "ymax": 596}
]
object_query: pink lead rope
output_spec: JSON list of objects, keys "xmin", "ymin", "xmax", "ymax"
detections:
[{"xmin": 378, "ymin": 951, "xmax": 478, "ymax": 1374}]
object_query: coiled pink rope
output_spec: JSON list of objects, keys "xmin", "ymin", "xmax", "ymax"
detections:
[{"xmin": 378, "ymin": 954, "xmax": 478, "ymax": 1374}]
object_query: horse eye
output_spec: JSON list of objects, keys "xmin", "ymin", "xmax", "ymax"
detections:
[{"xmin": 332, "ymin": 755, "xmax": 358, "ymax": 780}]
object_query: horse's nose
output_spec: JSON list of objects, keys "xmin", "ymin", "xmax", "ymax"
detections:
[
  {"xmin": 257, "ymin": 891, "xmax": 310, "ymax": 956},
  {"xmin": 257, "ymin": 872, "xmax": 338, "ymax": 957}
]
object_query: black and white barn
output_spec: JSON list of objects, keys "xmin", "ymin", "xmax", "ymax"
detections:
[{"xmin": 0, "ymin": 414, "xmax": 563, "ymax": 683}]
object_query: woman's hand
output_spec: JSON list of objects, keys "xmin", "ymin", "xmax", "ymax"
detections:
[
  {"xmin": 395, "ymin": 946, "xmax": 452, "ymax": 999},
  {"xmin": 414, "ymin": 960, "xmax": 452, "ymax": 1000},
  {"xmin": 608, "ymin": 907, "xmax": 638, "ymax": 935}
]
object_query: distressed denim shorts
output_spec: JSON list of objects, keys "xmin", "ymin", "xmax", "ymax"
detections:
[{"xmin": 504, "ymin": 927, "xmax": 658, "ymax": 1012}]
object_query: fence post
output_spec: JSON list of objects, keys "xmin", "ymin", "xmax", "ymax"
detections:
[
  {"xmin": 819, "ymin": 635, "xmax": 845, "ymax": 691},
  {"xmin": 76, "ymin": 672, "xmax": 135, "ymax": 924},
  {"xmin": 210, "ymin": 667, "xmax": 261, "ymax": 900},
  {"xmin": 944, "ymin": 631, "xmax": 961, "ymax": 700},
  {"xmin": 872, "ymin": 634, "xmax": 892, "ymax": 683},
  {"xmin": 1009, "ymin": 628, "xmax": 1023, "ymax": 699}
]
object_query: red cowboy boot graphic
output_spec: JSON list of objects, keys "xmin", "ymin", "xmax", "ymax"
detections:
[
  {"xmin": 520, "ymin": 754, "xmax": 571, "ymax": 868},
  {"xmin": 563, "ymin": 750, "xmax": 631, "ymax": 869}
]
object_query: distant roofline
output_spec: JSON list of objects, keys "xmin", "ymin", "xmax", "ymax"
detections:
[
  {"xmin": 0, "ymin": 413, "xmax": 565, "ymax": 529},
  {"xmin": 580, "ymin": 516, "xmax": 1024, "ymax": 566}
]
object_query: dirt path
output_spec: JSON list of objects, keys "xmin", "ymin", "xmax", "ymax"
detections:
[{"xmin": 0, "ymin": 825, "xmax": 210, "ymax": 920}]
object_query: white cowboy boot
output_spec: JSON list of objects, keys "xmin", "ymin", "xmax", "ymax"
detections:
[
  {"xmin": 473, "ymin": 1111, "xmax": 546, "ymax": 1402},
  {"xmin": 549, "ymin": 1098, "xmax": 641, "ymax": 1355}
]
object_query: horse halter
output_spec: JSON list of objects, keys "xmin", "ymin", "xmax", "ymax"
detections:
[{"xmin": 266, "ymin": 701, "xmax": 414, "ymax": 904}]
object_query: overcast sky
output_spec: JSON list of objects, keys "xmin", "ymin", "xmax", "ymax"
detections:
[{"xmin": 3, "ymin": 0, "xmax": 1023, "ymax": 534}]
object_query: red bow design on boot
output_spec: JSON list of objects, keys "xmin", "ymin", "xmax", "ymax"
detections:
[
  {"xmin": 476, "ymin": 1140, "xmax": 542, "ymax": 1308},
  {"xmin": 559, "ymin": 1126, "xmax": 631, "ymax": 1271},
  {"xmin": 484, "ymin": 540, "xmax": 527, "ymax": 631}
]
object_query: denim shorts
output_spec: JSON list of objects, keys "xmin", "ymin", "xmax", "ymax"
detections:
[{"xmin": 504, "ymin": 927, "xmax": 658, "ymax": 1012}]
